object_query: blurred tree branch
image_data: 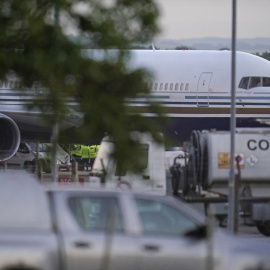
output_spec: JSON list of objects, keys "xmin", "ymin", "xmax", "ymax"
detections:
[{"xmin": 0, "ymin": 0, "xmax": 167, "ymax": 173}]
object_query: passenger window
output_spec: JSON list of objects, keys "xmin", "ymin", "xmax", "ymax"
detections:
[
  {"xmin": 263, "ymin": 77, "xmax": 270, "ymax": 87},
  {"xmin": 180, "ymin": 83, "xmax": 184, "ymax": 90},
  {"xmin": 185, "ymin": 83, "xmax": 189, "ymax": 91},
  {"xmin": 9, "ymin": 81, "xmax": 15, "ymax": 88},
  {"xmin": 239, "ymin": 77, "xmax": 249, "ymax": 89},
  {"xmin": 135, "ymin": 198, "xmax": 199, "ymax": 236},
  {"xmin": 0, "ymin": 81, "xmax": 8, "ymax": 88},
  {"xmin": 175, "ymin": 83, "xmax": 179, "ymax": 90},
  {"xmin": 69, "ymin": 196, "xmax": 123, "ymax": 232},
  {"xmin": 154, "ymin": 83, "xmax": 158, "ymax": 90},
  {"xmin": 170, "ymin": 83, "xmax": 173, "ymax": 90},
  {"xmin": 165, "ymin": 83, "xmax": 168, "ymax": 90},
  {"xmin": 159, "ymin": 83, "xmax": 163, "ymax": 90},
  {"xmin": 14, "ymin": 81, "xmax": 20, "ymax": 88},
  {"xmin": 249, "ymin": 77, "xmax": 261, "ymax": 89}
]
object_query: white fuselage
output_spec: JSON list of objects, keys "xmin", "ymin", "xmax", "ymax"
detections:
[
  {"xmin": 1, "ymin": 49, "xmax": 270, "ymax": 143},
  {"xmin": 126, "ymin": 50, "xmax": 270, "ymax": 118}
]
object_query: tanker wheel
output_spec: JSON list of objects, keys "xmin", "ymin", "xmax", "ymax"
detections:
[
  {"xmin": 256, "ymin": 221, "xmax": 270, "ymax": 236},
  {"xmin": 171, "ymin": 176, "xmax": 180, "ymax": 196}
]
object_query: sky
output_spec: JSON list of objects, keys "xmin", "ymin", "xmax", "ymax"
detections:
[{"xmin": 154, "ymin": 0, "xmax": 270, "ymax": 40}]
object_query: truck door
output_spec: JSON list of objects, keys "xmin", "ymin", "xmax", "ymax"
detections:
[
  {"xmin": 57, "ymin": 192, "xmax": 138, "ymax": 270},
  {"xmin": 135, "ymin": 196, "xmax": 208, "ymax": 270},
  {"xmin": 197, "ymin": 72, "xmax": 212, "ymax": 107}
]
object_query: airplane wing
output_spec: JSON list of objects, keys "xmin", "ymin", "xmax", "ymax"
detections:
[{"xmin": 0, "ymin": 104, "xmax": 83, "ymax": 160}]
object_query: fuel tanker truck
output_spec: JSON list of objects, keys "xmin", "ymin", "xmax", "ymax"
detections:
[{"xmin": 174, "ymin": 128, "xmax": 270, "ymax": 236}]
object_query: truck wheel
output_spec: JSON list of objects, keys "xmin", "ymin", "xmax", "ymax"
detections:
[
  {"xmin": 171, "ymin": 175, "xmax": 180, "ymax": 196},
  {"xmin": 117, "ymin": 180, "xmax": 132, "ymax": 191},
  {"xmin": 256, "ymin": 221, "xmax": 270, "ymax": 236}
]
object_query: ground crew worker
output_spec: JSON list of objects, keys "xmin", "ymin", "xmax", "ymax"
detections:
[
  {"xmin": 81, "ymin": 145, "xmax": 91, "ymax": 171},
  {"xmin": 74, "ymin": 144, "xmax": 82, "ymax": 163},
  {"xmin": 71, "ymin": 144, "xmax": 77, "ymax": 155},
  {"xmin": 70, "ymin": 145, "xmax": 77, "ymax": 162},
  {"xmin": 89, "ymin": 145, "xmax": 98, "ymax": 169}
]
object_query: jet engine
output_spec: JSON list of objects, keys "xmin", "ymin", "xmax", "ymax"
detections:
[{"xmin": 0, "ymin": 114, "xmax": 20, "ymax": 161}]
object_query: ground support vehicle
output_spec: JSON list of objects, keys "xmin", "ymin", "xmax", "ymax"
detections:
[
  {"xmin": 89, "ymin": 132, "xmax": 168, "ymax": 195},
  {"xmin": 89, "ymin": 133, "xmax": 189, "ymax": 196},
  {"xmin": 4, "ymin": 142, "xmax": 72, "ymax": 173},
  {"xmin": 27, "ymin": 142, "xmax": 72, "ymax": 173},
  {"xmin": 172, "ymin": 128, "xmax": 270, "ymax": 236},
  {"xmin": 5, "ymin": 142, "xmax": 36, "ymax": 170},
  {"xmin": 1, "ymin": 170, "xmax": 270, "ymax": 270}
]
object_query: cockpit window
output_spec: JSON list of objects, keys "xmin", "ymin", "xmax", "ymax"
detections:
[
  {"xmin": 263, "ymin": 77, "xmax": 270, "ymax": 87},
  {"xmin": 239, "ymin": 77, "xmax": 270, "ymax": 89},
  {"xmin": 239, "ymin": 77, "xmax": 249, "ymax": 89},
  {"xmin": 249, "ymin": 77, "xmax": 261, "ymax": 88}
]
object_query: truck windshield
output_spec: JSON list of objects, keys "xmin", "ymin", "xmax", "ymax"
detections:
[{"xmin": 27, "ymin": 143, "xmax": 51, "ymax": 152}]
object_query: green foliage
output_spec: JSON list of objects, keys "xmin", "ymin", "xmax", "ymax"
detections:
[
  {"xmin": 0, "ymin": 0, "xmax": 166, "ymax": 174},
  {"xmin": 255, "ymin": 51, "xmax": 270, "ymax": 61},
  {"xmin": 174, "ymin": 46, "xmax": 194, "ymax": 50}
]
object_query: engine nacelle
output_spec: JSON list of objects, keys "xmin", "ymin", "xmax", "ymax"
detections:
[{"xmin": 0, "ymin": 114, "xmax": 20, "ymax": 161}]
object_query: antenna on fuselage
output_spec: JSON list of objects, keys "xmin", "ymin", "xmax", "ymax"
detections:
[{"xmin": 151, "ymin": 43, "xmax": 156, "ymax": 51}]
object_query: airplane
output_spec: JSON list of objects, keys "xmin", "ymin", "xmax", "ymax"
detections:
[
  {"xmin": 123, "ymin": 49, "xmax": 270, "ymax": 143},
  {"xmin": 1, "ymin": 49, "xmax": 270, "ymax": 160}
]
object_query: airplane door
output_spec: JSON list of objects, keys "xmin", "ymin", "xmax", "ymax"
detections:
[{"xmin": 197, "ymin": 72, "xmax": 212, "ymax": 107}]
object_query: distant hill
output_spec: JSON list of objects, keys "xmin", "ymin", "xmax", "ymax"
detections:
[
  {"xmin": 69, "ymin": 35, "xmax": 270, "ymax": 53},
  {"xmin": 151, "ymin": 37, "xmax": 270, "ymax": 53}
]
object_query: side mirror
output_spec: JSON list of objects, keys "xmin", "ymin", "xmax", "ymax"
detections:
[{"xmin": 184, "ymin": 225, "xmax": 207, "ymax": 239}]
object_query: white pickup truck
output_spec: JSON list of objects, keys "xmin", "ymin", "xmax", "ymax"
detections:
[{"xmin": 2, "ymin": 170, "xmax": 270, "ymax": 270}]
